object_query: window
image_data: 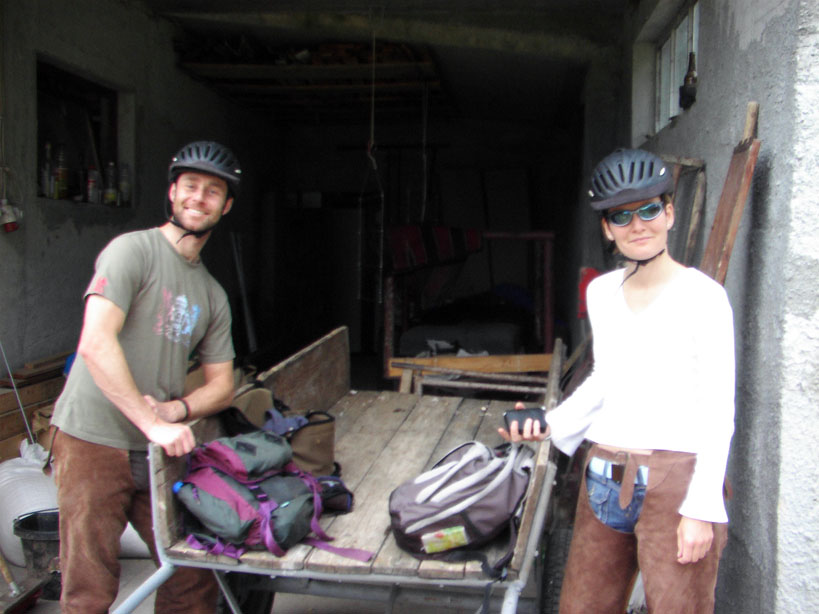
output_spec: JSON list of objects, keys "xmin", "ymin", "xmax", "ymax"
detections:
[
  {"xmin": 655, "ymin": 2, "xmax": 699, "ymax": 131},
  {"xmin": 37, "ymin": 59, "xmax": 133, "ymax": 206}
]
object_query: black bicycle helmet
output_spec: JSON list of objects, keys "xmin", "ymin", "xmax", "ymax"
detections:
[
  {"xmin": 588, "ymin": 148, "xmax": 672, "ymax": 211},
  {"xmin": 168, "ymin": 141, "xmax": 242, "ymax": 195}
]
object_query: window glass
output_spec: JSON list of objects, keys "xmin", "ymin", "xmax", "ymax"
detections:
[{"xmin": 654, "ymin": 2, "xmax": 699, "ymax": 132}]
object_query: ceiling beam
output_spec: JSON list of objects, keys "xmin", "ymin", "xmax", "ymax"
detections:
[{"xmin": 161, "ymin": 11, "xmax": 616, "ymax": 62}]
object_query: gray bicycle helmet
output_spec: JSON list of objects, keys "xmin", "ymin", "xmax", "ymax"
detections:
[
  {"xmin": 588, "ymin": 148, "xmax": 672, "ymax": 210},
  {"xmin": 168, "ymin": 141, "xmax": 242, "ymax": 195}
]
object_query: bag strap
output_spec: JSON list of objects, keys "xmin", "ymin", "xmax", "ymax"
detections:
[
  {"xmin": 186, "ymin": 533, "xmax": 246, "ymax": 559},
  {"xmin": 302, "ymin": 537, "xmax": 374, "ymax": 562},
  {"xmin": 406, "ymin": 446, "xmax": 520, "ymax": 535},
  {"xmin": 414, "ymin": 443, "xmax": 488, "ymax": 503}
]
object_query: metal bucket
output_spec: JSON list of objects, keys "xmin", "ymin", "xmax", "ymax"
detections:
[{"xmin": 13, "ymin": 508, "xmax": 61, "ymax": 600}]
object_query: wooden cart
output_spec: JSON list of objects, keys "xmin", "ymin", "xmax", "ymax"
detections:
[{"xmin": 113, "ymin": 326, "xmax": 563, "ymax": 614}]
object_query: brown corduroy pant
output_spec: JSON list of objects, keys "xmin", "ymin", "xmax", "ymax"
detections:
[
  {"xmin": 559, "ymin": 445, "xmax": 727, "ymax": 614},
  {"xmin": 53, "ymin": 430, "xmax": 219, "ymax": 614}
]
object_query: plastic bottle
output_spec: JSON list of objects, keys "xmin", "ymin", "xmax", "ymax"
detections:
[
  {"xmin": 103, "ymin": 161, "xmax": 118, "ymax": 206},
  {"xmin": 86, "ymin": 166, "xmax": 100, "ymax": 204},
  {"xmin": 40, "ymin": 142, "xmax": 52, "ymax": 198},
  {"xmin": 54, "ymin": 144, "xmax": 68, "ymax": 200},
  {"xmin": 117, "ymin": 163, "xmax": 131, "ymax": 207}
]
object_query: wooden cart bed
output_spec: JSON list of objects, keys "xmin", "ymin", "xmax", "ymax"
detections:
[{"xmin": 119, "ymin": 326, "xmax": 561, "ymax": 613}]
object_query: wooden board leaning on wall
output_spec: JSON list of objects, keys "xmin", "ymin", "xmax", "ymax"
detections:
[{"xmin": 0, "ymin": 376, "xmax": 64, "ymax": 462}]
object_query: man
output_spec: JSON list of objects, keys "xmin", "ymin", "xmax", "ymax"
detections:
[
  {"xmin": 501, "ymin": 148, "xmax": 735, "ymax": 613},
  {"xmin": 51, "ymin": 141, "xmax": 242, "ymax": 613}
]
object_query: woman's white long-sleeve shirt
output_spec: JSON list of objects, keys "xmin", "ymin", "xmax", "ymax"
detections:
[{"xmin": 546, "ymin": 267, "xmax": 735, "ymax": 523}]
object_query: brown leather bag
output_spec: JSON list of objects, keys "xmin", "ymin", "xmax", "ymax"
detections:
[
  {"xmin": 287, "ymin": 411, "xmax": 337, "ymax": 477},
  {"xmin": 226, "ymin": 383, "xmax": 338, "ymax": 477}
]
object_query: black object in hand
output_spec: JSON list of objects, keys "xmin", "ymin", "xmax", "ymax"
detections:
[{"xmin": 503, "ymin": 407, "xmax": 547, "ymax": 432}]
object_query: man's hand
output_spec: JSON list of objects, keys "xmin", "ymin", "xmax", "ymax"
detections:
[
  {"xmin": 144, "ymin": 395, "xmax": 186, "ymax": 423},
  {"xmin": 498, "ymin": 401, "xmax": 551, "ymax": 442},
  {"xmin": 145, "ymin": 419, "xmax": 196, "ymax": 457},
  {"xmin": 677, "ymin": 516, "xmax": 714, "ymax": 564}
]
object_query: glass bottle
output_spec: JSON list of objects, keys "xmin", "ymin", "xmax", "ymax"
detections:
[
  {"xmin": 54, "ymin": 144, "xmax": 68, "ymax": 200},
  {"xmin": 117, "ymin": 163, "xmax": 131, "ymax": 207},
  {"xmin": 103, "ymin": 161, "xmax": 118, "ymax": 206},
  {"xmin": 41, "ymin": 142, "xmax": 52, "ymax": 198}
]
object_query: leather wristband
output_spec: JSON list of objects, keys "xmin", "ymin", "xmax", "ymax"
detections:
[{"xmin": 177, "ymin": 398, "xmax": 191, "ymax": 421}]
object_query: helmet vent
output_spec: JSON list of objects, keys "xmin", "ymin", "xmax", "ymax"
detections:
[
  {"xmin": 167, "ymin": 140, "xmax": 242, "ymax": 191},
  {"xmin": 605, "ymin": 170, "xmax": 617, "ymax": 189}
]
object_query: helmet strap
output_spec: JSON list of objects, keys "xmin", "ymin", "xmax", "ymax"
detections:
[
  {"xmin": 164, "ymin": 198, "xmax": 216, "ymax": 242},
  {"xmin": 621, "ymin": 248, "xmax": 666, "ymax": 285}
]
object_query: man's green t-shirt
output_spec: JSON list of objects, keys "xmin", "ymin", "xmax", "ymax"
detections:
[{"xmin": 52, "ymin": 228, "xmax": 235, "ymax": 450}]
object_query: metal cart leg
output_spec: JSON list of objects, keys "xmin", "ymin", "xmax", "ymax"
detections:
[
  {"xmin": 214, "ymin": 571, "xmax": 245, "ymax": 614},
  {"xmin": 112, "ymin": 562, "xmax": 177, "ymax": 614}
]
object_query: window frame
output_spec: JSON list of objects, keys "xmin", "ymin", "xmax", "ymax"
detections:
[{"xmin": 654, "ymin": 1, "xmax": 699, "ymax": 132}]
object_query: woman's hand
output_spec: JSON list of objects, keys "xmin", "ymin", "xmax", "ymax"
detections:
[
  {"xmin": 677, "ymin": 516, "xmax": 714, "ymax": 564},
  {"xmin": 498, "ymin": 401, "xmax": 551, "ymax": 442}
]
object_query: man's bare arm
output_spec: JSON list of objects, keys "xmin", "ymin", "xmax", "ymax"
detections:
[
  {"xmin": 147, "ymin": 360, "xmax": 235, "ymax": 423},
  {"xmin": 78, "ymin": 294, "xmax": 194, "ymax": 456}
]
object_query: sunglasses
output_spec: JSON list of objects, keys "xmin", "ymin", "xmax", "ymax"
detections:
[{"xmin": 605, "ymin": 201, "xmax": 665, "ymax": 227}]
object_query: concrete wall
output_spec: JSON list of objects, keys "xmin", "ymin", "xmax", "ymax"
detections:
[
  {"xmin": 0, "ymin": 0, "xmax": 270, "ymax": 370},
  {"xmin": 625, "ymin": 0, "xmax": 818, "ymax": 611},
  {"xmin": 777, "ymin": 2, "xmax": 819, "ymax": 611}
]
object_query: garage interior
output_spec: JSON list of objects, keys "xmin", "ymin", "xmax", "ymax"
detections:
[
  {"xmin": 5, "ymin": 1, "xmax": 816, "ymax": 613},
  {"xmin": 129, "ymin": 1, "xmax": 623, "ymax": 380}
]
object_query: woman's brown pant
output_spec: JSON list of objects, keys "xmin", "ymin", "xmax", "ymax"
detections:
[
  {"xmin": 559, "ymin": 446, "xmax": 727, "ymax": 614},
  {"xmin": 53, "ymin": 430, "xmax": 219, "ymax": 614}
]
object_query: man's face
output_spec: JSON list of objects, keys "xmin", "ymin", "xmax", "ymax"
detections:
[{"xmin": 168, "ymin": 172, "xmax": 233, "ymax": 233}]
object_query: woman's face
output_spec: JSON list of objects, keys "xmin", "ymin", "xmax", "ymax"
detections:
[{"xmin": 601, "ymin": 197, "xmax": 675, "ymax": 261}]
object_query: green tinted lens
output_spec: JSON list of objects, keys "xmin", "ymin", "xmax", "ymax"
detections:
[
  {"xmin": 637, "ymin": 201, "xmax": 664, "ymax": 221},
  {"xmin": 607, "ymin": 210, "xmax": 634, "ymax": 226},
  {"xmin": 607, "ymin": 201, "xmax": 664, "ymax": 226}
]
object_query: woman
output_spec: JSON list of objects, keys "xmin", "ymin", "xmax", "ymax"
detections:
[{"xmin": 501, "ymin": 148, "xmax": 735, "ymax": 614}]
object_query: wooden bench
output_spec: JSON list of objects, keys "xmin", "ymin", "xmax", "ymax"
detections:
[{"xmin": 116, "ymin": 326, "xmax": 563, "ymax": 614}]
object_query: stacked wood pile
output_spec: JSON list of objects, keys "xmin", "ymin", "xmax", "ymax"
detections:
[{"xmin": 0, "ymin": 353, "xmax": 69, "ymax": 462}]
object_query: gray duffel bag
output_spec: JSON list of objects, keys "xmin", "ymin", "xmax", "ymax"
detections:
[{"xmin": 388, "ymin": 441, "xmax": 535, "ymax": 578}]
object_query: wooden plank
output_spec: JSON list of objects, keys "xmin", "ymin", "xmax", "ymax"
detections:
[
  {"xmin": 329, "ymin": 390, "xmax": 381, "ymax": 440},
  {"xmin": 700, "ymin": 102, "xmax": 761, "ymax": 284},
  {"xmin": 508, "ymin": 339, "xmax": 564, "ymax": 573},
  {"xmin": 366, "ymin": 395, "xmax": 465, "ymax": 579},
  {"xmin": 263, "ymin": 391, "xmax": 422, "ymax": 573},
  {"xmin": 256, "ymin": 326, "xmax": 350, "ymax": 413},
  {"xmin": 424, "ymin": 398, "xmax": 488, "ymax": 470},
  {"xmin": 473, "ymin": 399, "xmax": 510, "ymax": 447},
  {"xmin": 405, "ymin": 398, "xmax": 489, "ymax": 579},
  {"xmin": 24, "ymin": 351, "xmax": 72, "ymax": 371},
  {"xmin": 308, "ymin": 394, "xmax": 461, "ymax": 575},
  {"xmin": 683, "ymin": 168, "xmax": 707, "ymax": 266},
  {"xmin": 0, "ymin": 400, "xmax": 52, "ymax": 440},
  {"xmin": 0, "ymin": 377, "xmax": 65, "ymax": 412},
  {"xmin": 387, "ymin": 353, "xmax": 552, "ymax": 379}
]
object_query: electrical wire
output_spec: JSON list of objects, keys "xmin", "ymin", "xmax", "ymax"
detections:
[{"xmin": 358, "ymin": 9, "xmax": 387, "ymax": 305}]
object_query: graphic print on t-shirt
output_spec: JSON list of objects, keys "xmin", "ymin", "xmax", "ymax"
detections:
[{"xmin": 154, "ymin": 288, "xmax": 201, "ymax": 346}]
